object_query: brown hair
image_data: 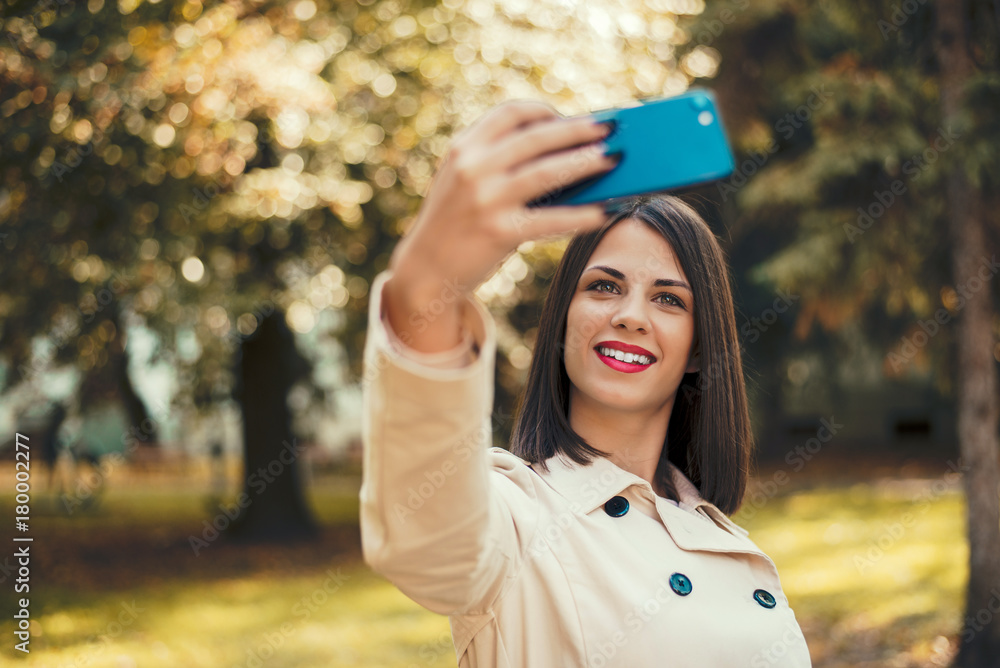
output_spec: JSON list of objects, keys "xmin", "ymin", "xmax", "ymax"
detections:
[{"xmin": 509, "ymin": 194, "xmax": 752, "ymax": 514}]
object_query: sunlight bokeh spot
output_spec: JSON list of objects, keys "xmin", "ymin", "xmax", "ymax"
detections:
[
  {"xmin": 152, "ymin": 124, "xmax": 176, "ymax": 147},
  {"xmin": 181, "ymin": 257, "xmax": 205, "ymax": 282},
  {"xmin": 287, "ymin": 300, "xmax": 316, "ymax": 333}
]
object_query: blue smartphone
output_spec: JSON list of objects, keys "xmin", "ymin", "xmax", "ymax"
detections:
[{"xmin": 528, "ymin": 88, "xmax": 735, "ymax": 207}]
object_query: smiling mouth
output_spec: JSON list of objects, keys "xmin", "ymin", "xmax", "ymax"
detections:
[{"xmin": 594, "ymin": 346, "xmax": 655, "ymax": 367}]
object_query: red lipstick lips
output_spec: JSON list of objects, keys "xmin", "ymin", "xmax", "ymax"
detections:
[{"xmin": 594, "ymin": 341, "xmax": 656, "ymax": 374}]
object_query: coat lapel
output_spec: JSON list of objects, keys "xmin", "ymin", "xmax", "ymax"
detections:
[{"xmin": 530, "ymin": 451, "xmax": 768, "ymax": 558}]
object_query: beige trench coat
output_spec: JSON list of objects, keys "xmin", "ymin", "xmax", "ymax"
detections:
[{"xmin": 361, "ymin": 268, "xmax": 812, "ymax": 667}]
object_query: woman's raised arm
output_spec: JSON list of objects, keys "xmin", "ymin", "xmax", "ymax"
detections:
[
  {"xmin": 361, "ymin": 100, "xmax": 616, "ymax": 615},
  {"xmin": 383, "ymin": 100, "xmax": 617, "ymax": 353}
]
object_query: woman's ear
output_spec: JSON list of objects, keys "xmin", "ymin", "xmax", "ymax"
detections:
[{"xmin": 685, "ymin": 338, "xmax": 701, "ymax": 374}]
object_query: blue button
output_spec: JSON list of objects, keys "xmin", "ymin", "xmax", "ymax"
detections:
[
  {"xmin": 669, "ymin": 572, "xmax": 692, "ymax": 596},
  {"xmin": 754, "ymin": 589, "xmax": 776, "ymax": 608},
  {"xmin": 604, "ymin": 495, "xmax": 629, "ymax": 517}
]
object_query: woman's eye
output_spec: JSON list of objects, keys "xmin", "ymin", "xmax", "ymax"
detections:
[
  {"xmin": 587, "ymin": 281, "xmax": 615, "ymax": 294},
  {"xmin": 590, "ymin": 280, "xmax": 617, "ymax": 293},
  {"xmin": 658, "ymin": 293, "xmax": 685, "ymax": 308}
]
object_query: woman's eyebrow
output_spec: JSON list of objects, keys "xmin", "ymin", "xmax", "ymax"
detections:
[{"xmin": 584, "ymin": 264, "xmax": 691, "ymax": 291}]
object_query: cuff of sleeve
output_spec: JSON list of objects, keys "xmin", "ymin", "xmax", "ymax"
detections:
[
  {"xmin": 374, "ymin": 270, "xmax": 482, "ymax": 370},
  {"xmin": 382, "ymin": 308, "xmax": 477, "ymax": 369}
]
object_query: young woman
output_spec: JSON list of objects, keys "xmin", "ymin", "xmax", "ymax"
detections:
[{"xmin": 360, "ymin": 100, "xmax": 812, "ymax": 667}]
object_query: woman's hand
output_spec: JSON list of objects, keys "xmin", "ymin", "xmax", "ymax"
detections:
[
  {"xmin": 384, "ymin": 100, "xmax": 617, "ymax": 353},
  {"xmin": 392, "ymin": 100, "xmax": 616, "ymax": 295}
]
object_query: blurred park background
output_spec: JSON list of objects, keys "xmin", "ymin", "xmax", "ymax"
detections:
[{"xmin": 1, "ymin": 0, "xmax": 999, "ymax": 666}]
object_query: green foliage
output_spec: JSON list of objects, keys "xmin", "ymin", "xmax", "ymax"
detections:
[{"xmin": 676, "ymin": 0, "xmax": 998, "ymax": 399}]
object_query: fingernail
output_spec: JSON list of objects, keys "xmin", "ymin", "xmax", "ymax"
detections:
[{"xmin": 594, "ymin": 119, "xmax": 616, "ymax": 136}]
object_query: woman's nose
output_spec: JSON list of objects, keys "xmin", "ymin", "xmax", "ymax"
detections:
[{"xmin": 610, "ymin": 293, "xmax": 650, "ymax": 332}]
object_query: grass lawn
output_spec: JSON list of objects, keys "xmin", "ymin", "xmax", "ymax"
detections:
[{"xmin": 0, "ymin": 463, "xmax": 969, "ymax": 667}]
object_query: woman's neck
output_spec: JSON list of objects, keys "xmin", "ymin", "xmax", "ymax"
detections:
[{"xmin": 567, "ymin": 395, "xmax": 673, "ymax": 492}]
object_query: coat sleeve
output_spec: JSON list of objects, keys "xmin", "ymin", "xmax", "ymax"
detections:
[{"xmin": 359, "ymin": 268, "xmax": 533, "ymax": 615}]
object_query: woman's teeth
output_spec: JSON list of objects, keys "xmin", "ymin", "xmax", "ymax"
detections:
[{"xmin": 598, "ymin": 347, "xmax": 652, "ymax": 366}]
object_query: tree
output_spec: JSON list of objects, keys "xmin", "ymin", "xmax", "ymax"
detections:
[
  {"xmin": 677, "ymin": 0, "xmax": 1000, "ymax": 662},
  {"xmin": 229, "ymin": 309, "xmax": 317, "ymax": 541},
  {"xmin": 935, "ymin": 3, "xmax": 1000, "ymax": 663}
]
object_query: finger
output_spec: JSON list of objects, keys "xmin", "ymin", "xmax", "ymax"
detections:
[
  {"xmin": 481, "ymin": 114, "xmax": 610, "ymax": 173},
  {"xmin": 504, "ymin": 203, "xmax": 608, "ymax": 244},
  {"xmin": 506, "ymin": 140, "xmax": 619, "ymax": 205},
  {"xmin": 468, "ymin": 99, "xmax": 562, "ymax": 145}
]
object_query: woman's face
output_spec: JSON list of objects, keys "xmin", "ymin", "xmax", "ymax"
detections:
[{"xmin": 563, "ymin": 218, "xmax": 699, "ymax": 418}]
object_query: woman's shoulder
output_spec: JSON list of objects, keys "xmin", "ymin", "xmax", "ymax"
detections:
[
  {"xmin": 487, "ymin": 446, "xmax": 537, "ymax": 480},
  {"xmin": 486, "ymin": 447, "xmax": 545, "ymax": 501}
]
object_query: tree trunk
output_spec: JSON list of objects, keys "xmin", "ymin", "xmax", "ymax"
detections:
[
  {"xmin": 113, "ymin": 302, "xmax": 158, "ymax": 447},
  {"xmin": 77, "ymin": 295, "xmax": 157, "ymax": 447},
  {"xmin": 228, "ymin": 310, "xmax": 318, "ymax": 542},
  {"xmin": 936, "ymin": 2, "xmax": 1000, "ymax": 665}
]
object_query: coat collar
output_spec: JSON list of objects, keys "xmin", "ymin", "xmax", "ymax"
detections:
[{"xmin": 530, "ymin": 451, "xmax": 750, "ymax": 539}]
